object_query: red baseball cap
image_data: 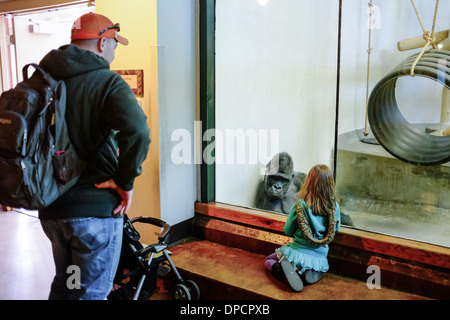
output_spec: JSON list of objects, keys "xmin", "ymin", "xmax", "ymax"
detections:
[{"xmin": 71, "ymin": 13, "xmax": 129, "ymax": 45}]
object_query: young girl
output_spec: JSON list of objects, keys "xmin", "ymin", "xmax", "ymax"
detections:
[{"xmin": 265, "ymin": 164, "xmax": 341, "ymax": 292}]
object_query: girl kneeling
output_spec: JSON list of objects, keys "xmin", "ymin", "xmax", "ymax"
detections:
[{"xmin": 265, "ymin": 164, "xmax": 341, "ymax": 292}]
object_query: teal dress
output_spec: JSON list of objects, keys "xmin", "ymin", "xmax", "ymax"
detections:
[{"xmin": 279, "ymin": 201, "xmax": 341, "ymax": 273}]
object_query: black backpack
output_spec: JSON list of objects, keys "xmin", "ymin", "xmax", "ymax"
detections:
[{"xmin": 0, "ymin": 63, "xmax": 83, "ymax": 210}]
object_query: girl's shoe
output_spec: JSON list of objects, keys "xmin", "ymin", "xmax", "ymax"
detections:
[
  {"xmin": 270, "ymin": 262, "xmax": 284, "ymax": 282},
  {"xmin": 280, "ymin": 259, "xmax": 303, "ymax": 292},
  {"xmin": 303, "ymin": 270, "xmax": 324, "ymax": 284}
]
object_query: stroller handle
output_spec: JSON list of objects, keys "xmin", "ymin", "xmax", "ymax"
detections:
[{"xmin": 130, "ymin": 216, "xmax": 171, "ymax": 242}]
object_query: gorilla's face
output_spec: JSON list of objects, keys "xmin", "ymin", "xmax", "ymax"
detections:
[{"xmin": 264, "ymin": 174, "xmax": 292, "ymax": 200}]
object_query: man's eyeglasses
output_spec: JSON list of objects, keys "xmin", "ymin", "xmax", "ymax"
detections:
[{"xmin": 98, "ymin": 23, "xmax": 120, "ymax": 36}]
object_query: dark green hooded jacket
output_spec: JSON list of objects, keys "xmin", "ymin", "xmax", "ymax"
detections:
[{"xmin": 38, "ymin": 44, "xmax": 150, "ymax": 219}]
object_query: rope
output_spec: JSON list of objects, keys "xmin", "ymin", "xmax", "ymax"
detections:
[
  {"xmin": 410, "ymin": 0, "xmax": 440, "ymax": 77},
  {"xmin": 364, "ymin": 0, "xmax": 374, "ymax": 137}
]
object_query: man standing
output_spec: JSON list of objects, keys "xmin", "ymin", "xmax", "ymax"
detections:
[{"xmin": 38, "ymin": 13, "xmax": 150, "ymax": 300}]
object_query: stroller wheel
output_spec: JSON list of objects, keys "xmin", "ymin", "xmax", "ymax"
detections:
[
  {"xmin": 174, "ymin": 284, "xmax": 191, "ymax": 300},
  {"xmin": 185, "ymin": 280, "xmax": 200, "ymax": 300}
]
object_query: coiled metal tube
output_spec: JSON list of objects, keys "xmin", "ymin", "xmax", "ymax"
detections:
[{"xmin": 368, "ymin": 50, "xmax": 450, "ymax": 166}]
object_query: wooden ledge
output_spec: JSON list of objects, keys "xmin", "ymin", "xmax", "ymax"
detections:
[
  {"xmin": 195, "ymin": 201, "xmax": 286, "ymax": 232},
  {"xmin": 167, "ymin": 240, "xmax": 428, "ymax": 300},
  {"xmin": 195, "ymin": 202, "xmax": 450, "ymax": 270}
]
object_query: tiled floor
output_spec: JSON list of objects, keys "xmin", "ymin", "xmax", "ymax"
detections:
[{"xmin": 0, "ymin": 210, "xmax": 54, "ymax": 300}]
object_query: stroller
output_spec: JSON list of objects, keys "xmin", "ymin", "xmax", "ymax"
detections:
[{"xmin": 108, "ymin": 215, "xmax": 200, "ymax": 300}]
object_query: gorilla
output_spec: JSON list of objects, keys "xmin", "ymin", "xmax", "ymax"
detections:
[
  {"xmin": 254, "ymin": 152, "xmax": 306, "ymax": 214},
  {"xmin": 254, "ymin": 152, "xmax": 354, "ymax": 226}
]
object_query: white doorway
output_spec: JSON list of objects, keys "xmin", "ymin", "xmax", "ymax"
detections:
[{"xmin": 0, "ymin": 1, "xmax": 95, "ymax": 92}]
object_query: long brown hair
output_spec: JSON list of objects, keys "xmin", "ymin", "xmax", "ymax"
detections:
[
  {"xmin": 295, "ymin": 164, "xmax": 337, "ymax": 246},
  {"xmin": 297, "ymin": 164, "xmax": 336, "ymax": 217}
]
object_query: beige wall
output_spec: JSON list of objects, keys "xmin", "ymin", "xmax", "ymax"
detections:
[{"xmin": 96, "ymin": 0, "xmax": 160, "ymax": 243}]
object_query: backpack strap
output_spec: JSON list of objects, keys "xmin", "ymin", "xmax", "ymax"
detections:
[
  {"xmin": 53, "ymin": 80, "xmax": 68, "ymax": 153},
  {"xmin": 22, "ymin": 63, "xmax": 57, "ymax": 86}
]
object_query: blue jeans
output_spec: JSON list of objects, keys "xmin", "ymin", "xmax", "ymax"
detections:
[{"xmin": 40, "ymin": 217, "xmax": 123, "ymax": 300}]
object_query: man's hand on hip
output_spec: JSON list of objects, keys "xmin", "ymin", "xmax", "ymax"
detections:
[{"xmin": 95, "ymin": 179, "xmax": 133, "ymax": 216}]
